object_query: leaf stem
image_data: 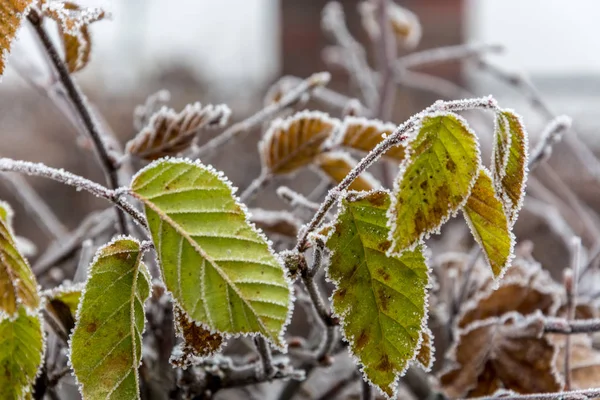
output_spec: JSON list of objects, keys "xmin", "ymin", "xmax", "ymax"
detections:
[
  {"xmin": 0, "ymin": 158, "xmax": 147, "ymax": 231},
  {"xmin": 295, "ymin": 96, "xmax": 498, "ymax": 252},
  {"xmin": 240, "ymin": 171, "xmax": 272, "ymax": 203},
  {"xmin": 544, "ymin": 317, "xmax": 600, "ymax": 334},
  {"xmin": 27, "ymin": 10, "xmax": 128, "ymax": 234},
  {"xmin": 254, "ymin": 337, "xmax": 275, "ymax": 379},
  {"xmin": 191, "ymin": 72, "xmax": 331, "ymax": 158},
  {"xmin": 395, "ymin": 43, "xmax": 504, "ymax": 70}
]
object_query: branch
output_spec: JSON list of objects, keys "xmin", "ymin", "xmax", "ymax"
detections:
[
  {"xmin": 191, "ymin": 72, "xmax": 331, "ymax": 158},
  {"xmin": 470, "ymin": 388, "xmax": 600, "ymax": 400},
  {"xmin": 544, "ymin": 317, "xmax": 600, "ymax": 334},
  {"xmin": 27, "ymin": 10, "xmax": 129, "ymax": 234},
  {"xmin": 295, "ymin": 96, "xmax": 498, "ymax": 252},
  {"xmin": 0, "ymin": 159, "xmax": 147, "ymax": 231},
  {"xmin": 396, "ymin": 43, "xmax": 504, "ymax": 70},
  {"xmin": 529, "ymin": 115, "xmax": 572, "ymax": 169},
  {"xmin": 276, "ymin": 186, "xmax": 320, "ymax": 211},
  {"xmin": 240, "ymin": 171, "xmax": 272, "ymax": 203}
]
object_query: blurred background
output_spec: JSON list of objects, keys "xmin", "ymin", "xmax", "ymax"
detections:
[{"xmin": 2, "ymin": 0, "xmax": 600, "ymax": 281}]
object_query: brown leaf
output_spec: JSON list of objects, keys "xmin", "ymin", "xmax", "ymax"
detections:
[
  {"xmin": 314, "ymin": 151, "xmax": 379, "ymax": 191},
  {"xmin": 63, "ymin": 27, "xmax": 90, "ymax": 73},
  {"xmin": 440, "ymin": 312, "xmax": 562, "ymax": 398},
  {"xmin": 259, "ymin": 110, "xmax": 339, "ymax": 175},
  {"xmin": 171, "ymin": 304, "xmax": 223, "ymax": 368},
  {"xmin": 0, "ymin": 0, "xmax": 33, "ymax": 77},
  {"xmin": 413, "ymin": 327, "xmax": 434, "ymax": 371},
  {"xmin": 126, "ymin": 102, "xmax": 231, "ymax": 160},
  {"xmin": 358, "ymin": 1, "xmax": 421, "ymax": 49},
  {"xmin": 555, "ymin": 334, "xmax": 600, "ymax": 392},
  {"xmin": 335, "ymin": 117, "xmax": 405, "ymax": 162},
  {"xmin": 249, "ymin": 208, "xmax": 301, "ymax": 238}
]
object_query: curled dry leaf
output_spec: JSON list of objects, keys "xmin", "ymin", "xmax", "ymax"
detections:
[
  {"xmin": 334, "ymin": 117, "xmax": 405, "ymax": 162},
  {"xmin": 0, "ymin": 0, "xmax": 33, "ymax": 77},
  {"xmin": 249, "ymin": 208, "xmax": 302, "ymax": 238},
  {"xmin": 259, "ymin": 110, "xmax": 339, "ymax": 175},
  {"xmin": 126, "ymin": 102, "xmax": 231, "ymax": 160},
  {"xmin": 133, "ymin": 90, "xmax": 171, "ymax": 132},
  {"xmin": 170, "ymin": 304, "xmax": 223, "ymax": 368},
  {"xmin": 440, "ymin": 312, "xmax": 562, "ymax": 398},
  {"xmin": 314, "ymin": 151, "xmax": 379, "ymax": 191},
  {"xmin": 358, "ymin": 1, "xmax": 422, "ymax": 49},
  {"xmin": 463, "ymin": 168, "xmax": 514, "ymax": 278}
]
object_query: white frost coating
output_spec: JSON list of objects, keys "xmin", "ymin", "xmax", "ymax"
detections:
[
  {"xmin": 386, "ymin": 111, "xmax": 482, "ymax": 257},
  {"xmin": 133, "ymin": 90, "xmax": 172, "ymax": 131},
  {"xmin": 41, "ymin": 1, "xmax": 107, "ymax": 35},
  {"xmin": 529, "ymin": 114, "xmax": 571, "ymax": 167},
  {"xmin": 132, "ymin": 158, "xmax": 295, "ymax": 352},
  {"xmin": 357, "ymin": 0, "xmax": 422, "ymax": 49},
  {"xmin": 330, "ymin": 116, "xmax": 400, "ymax": 156},
  {"xmin": 323, "ymin": 189, "xmax": 432, "ymax": 399},
  {"xmin": 68, "ymin": 235, "xmax": 149, "ymax": 397},
  {"xmin": 258, "ymin": 109, "xmax": 341, "ymax": 175},
  {"xmin": 491, "ymin": 111, "xmax": 513, "ymax": 182}
]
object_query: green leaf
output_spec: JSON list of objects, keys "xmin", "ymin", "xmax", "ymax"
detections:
[
  {"xmin": 0, "ymin": 305, "xmax": 44, "ymax": 400},
  {"xmin": 43, "ymin": 283, "xmax": 83, "ymax": 334},
  {"xmin": 70, "ymin": 237, "xmax": 151, "ymax": 400},
  {"xmin": 463, "ymin": 168, "xmax": 514, "ymax": 278},
  {"xmin": 0, "ymin": 200, "xmax": 14, "ymax": 225},
  {"xmin": 0, "ymin": 203, "xmax": 40, "ymax": 315},
  {"xmin": 325, "ymin": 190, "xmax": 430, "ymax": 398},
  {"xmin": 130, "ymin": 159, "xmax": 292, "ymax": 347},
  {"xmin": 492, "ymin": 110, "xmax": 528, "ymax": 224},
  {"xmin": 388, "ymin": 112, "xmax": 480, "ymax": 254}
]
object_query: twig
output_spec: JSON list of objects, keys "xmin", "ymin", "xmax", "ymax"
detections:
[
  {"xmin": 277, "ymin": 186, "xmax": 320, "ymax": 211},
  {"xmin": 295, "ymin": 96, "xmax": 498, "ymax": 252},
  {"xmin": 544, "ymin": 317, "xmax": 600, "ymax": 334},
  {"xmin": 41, "ymin": 308, "xmax": 69, "ymax": 345},
  {"xmin": 308, "ymin": 237, "xmax": 325, "ymax": 278},
  {"xmin": 316, "ymin": 370, "xmax": 360, "ymax": 400},
  {"xmin": 564, "ymin": 238, "xmax": 581, "ymax": 391},
  {"xmin": 192, "ymin": 72, "xmax": 331, "ymax": 158},
  {"xmin": 529, "ymin": 115, "xmax": 572, "ymax": 169},
  {"xmin": 253, "ymin": 337, "xmax": 275, "ymax": 379},
  {"xmin": 469, "ymin": 388, "xmax": 600, "ymax": 399},
  {"xmin": 27, "ymin": 10, "xmax": 128, "ymax": 234},
  {"xmin": 0, "ymin": 159, "xmax": 147, "ymax": 231},
  {"xmin": 0, "ymin": 173, "xmax": 68, "ymax": 239},
  {"xmin": 240, "ymin": 171, "xmax": 272, "ymax": 203},
  {"xmin": 322, "ymin": 2, "xmax": 379, "ymax": 108},
  {"xmin": 396, "ymin": 43, "xmax": 504, "ymax": 70},
  {"xmin": 361, "ymin": 378, "xmax": 373, "ymax": 400},
  {"xmin": 395, "ymin": 69, "xmax": 475, "ymax": 99}
]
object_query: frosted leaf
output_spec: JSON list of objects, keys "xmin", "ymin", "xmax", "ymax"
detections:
[
  {"xmin": 0, "ymin": 0, "xmax": 34, "ymax": 77},
  {"xmin": 126, "ymin": 102, "xmax": 231, "ymax": 160},
  {"xmin": 314, "ymin": 150, "xmax": 380, "ymax": 191},
  {"xmin": 358, "ymin": 1, "xmax": 421, "ymax": 49},
  {"xmin": 133, "ymin": 90, "xmax": 171, "ymax": 131},
  {"xmin": 333, "ymin": 117, "xmax": 406, "ymax": 162}
]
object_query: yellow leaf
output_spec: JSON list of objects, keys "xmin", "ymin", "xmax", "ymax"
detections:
[
  {"xmin": 314, "ymin": 151, "xmax": 379, "ymax": 191},
  {"xmin": 259, "ymin": 110, "xmax": 339, "ymax": 174},
  {"xmin": 0, "ymin": 0, "xmax": 33, "ymax": 77},
  {"xmin": 336, "ymin": 117, "xmax": 406, "ymax": 162}
]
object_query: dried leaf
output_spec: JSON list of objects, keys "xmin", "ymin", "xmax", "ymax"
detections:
[
  {"xmin": 388, "ymin": 113, "xmax": 480, "ymax": 255},
  {"xmin": 324, "ymin": 190, "xmax": 430, "ymax": 398},
  {"xmin": 130, "ymin": 159, "xmax": 292, "ymax": 347},
  {"xmin": 259, "ymin": 110, "xmax": 340, "ymax": 175},
  {"xmin": 358, "ymin": 1, "xmax": 422, "ymax": 49},
  {"xmin": 463, "ymin": 168, "xmax": 514, "ymax": 278},
  {"xmin": 126, "ymin": 103, "xmax": 231, "ymax": 160},
  {"xmin": 0, "ymin": 0, "xmax": 33, "ymax": 77},
  {"xmin": 440, "ymin": 313, "xmax": 562, "ymax": 398},
  {"xmin": 413, "ymin": 327, "xmax": 434, "ymax": 371},
  {"xmin": 170, "ymin": 304, "xmax": 223, "ymax": 368},
  {"xmin": 249, "ymin": 208, "xmax": 301, "ymax": 238},
  {"xmin": 70, "ymin": 237, "xmax": 151, "ymax": 400},
  {"xmin": 555, "ymin": 334, "xmax": 600, "ymax": 391},
  {"xmin": 492, "ymin": 110, "xmax": 528, "ymax": 225},
  {"xmin": 314, "ymin": 151, "xmax": 379, "ymax": 191},
  {"xmin": 335, "ymin": 117, "xmax": 405, "ymax": 162},
  {"xmin": 133, "ymin": 90, "xmax": 171, "ymax": 132}
]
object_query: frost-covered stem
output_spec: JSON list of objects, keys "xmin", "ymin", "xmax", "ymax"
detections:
[
  {"xmin": 395, "ymin": 69, "xmax": 474, "ymax": 100},
  {"xmin": 0, "ymin": 159, "xmax": 147, "ymax": 231},
  {"xmin": 254, "ymin": 337, "xmax": 275, "ymax": 379},
  {"xmin": 41, "ymin": 308, "xmax": 69, "ymax": 345},
  {"xmin": 277, "ymin": 186, "xmax": 320, "ymax": 211},
  {"xmin": 0, "ymin": 173, "xmax": 68, "ymax": 239},
  {"xmin": 27, "ymin": 10, "xmax": 128, "ymax": 234},
  {"xmin": 302, "ymin": 273, "xmax": 335, "ymax": 327},
  {"xmin": 308, "ymin": 237, "xmax": 325, "ymax": 278},
  {"xmin": 201, "ymin": 361, "xmax": 304, "ymax": 393},
  {"xmin": 322, "ymin": 2, "xmax": 379, "ymax": 108},
  {"xmin": 544, "ymin": 318, "xmax": 600, "ymax": 334},
  {"xmin": 295, "ymin": 96, "xmax": 497, "ymax": 251},
  {"xmin": 564, "ymin": 238, "xmax": 581, "ymax": 391},
  {"xmin": 471, "ymin": 388, "xmax": 600, "ymax": 400},
  {"xmin": 361, "ymin": 378, "xmax": 374, "ymax": 400},
  {"xmin": 529, "ymin": 115, "xmax": 572, "ymax": 170},
  {"xmin": 193, "ymin": 72, "xmax": 331, "ymax": 158},
  {"xmin": 240, "ymin": 171, "xmax": 272, "ymax": 203},
  {"xmin": 395, "ymin": 43, "xmax": 504, "ymax": 70},
  {"xmin": 478, "ymin": 60, "xmax": 600, "ymax": 183},
  {"xmin": 48, "ymin": 366, "xmax": 72, "ymax": 387}
]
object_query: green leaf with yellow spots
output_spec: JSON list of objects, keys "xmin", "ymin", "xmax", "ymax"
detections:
[
  {"xmin": 492, "ymin": 109, "xmax": 528, "ymax": 225},
  {"xmin": 70, "ymin": 237, "xmax": 151, "ymax": 400},
  {"xmin": 324, "ymin": 190, "xmax": 430, "ymax": 399},
  {"xmin": 387, "ymin": 113, "xmax": 480, "ymax": 255},
  {"xmin": 463, "ymin": 168, "xmax": 514, "ymax": 278},
  {"xmin": 130, "ymin": 159, "xmax": 292, "ymax": 347}
]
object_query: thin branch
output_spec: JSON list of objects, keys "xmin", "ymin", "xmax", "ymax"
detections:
[
  {"xmin": 395, "ymin": 69, "xmax": 475, "ymax": 99},
  {"xmin": 27, "ymin": 10, "xmax": 128, "ymax": 234},
  {"xmin": 470, "ymin": 388, "xmax": 600, "ymax": 400},
  {"xmin": 0, "ymin": 173, "xmax": 68, "ymax": 239},
  {"xmin": 544, "ymin": 317, "xmax": 600, "ymax": 334},
  {"xmin": 529, "ymin": 115, "xmax": 572, "ymax": 169},
  {"xmin": 41, "ymin": 308, "xmax": 69, "ymax": 345},
  {"xmin": 240, "ymin": 171, "xmax": 272, "ymax": 203},
  {"xmin": 361, "ymin": 378, "xmax": 373, "ymax": 400},
  {"xmin": 316, "ymin": 370, "xmax": 360, "ymax": 400},
  {"xmin": 563, "ymin": 237, "xmax": 581, "ymax": 391},
  {"xmin": 191, "ymin": 72, "xmax": 331, "ymax": 158},
  {"xmin": 277, "ymin": 186, "xmax": 320, "ymax": 211},
  {"xmin": 322, "ymin": 2, "xmax": 379, "ymax": 108},
  {"xmin": 0, "ymin": 159, "xmax": 147, "ymax": 231},
  {"xmin": 374, "ymin": 0, "xmax": 398, "ymax": 122},
  {"xmin": 295, "ymin": 96, "xmax": 498, "ymax": 252},
  {"xmin": 396, "ymin": 43, "xmax": 504, "ymax": 70},
  {"xmin": 253, "ymin": 337, "xmax": 275, "ymax": 379}
]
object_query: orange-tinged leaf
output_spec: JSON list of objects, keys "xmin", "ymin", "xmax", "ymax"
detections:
[
  {"xmin": 314, "ymin": 151, "xmax": 379, "ymax": 191},
  {"xmin": 358, "ymin": 1, "xmax": 421, "ymax": 49},
  {"xmin": 259, "ymin": 110, "xmax": 339, "ymax": 174},
  {"xmin": 335, "ymin": 117, "xmax": 405, "ymax": 162},
  {"xmin": 463, "ymin": 168, "xmax": 514, "ymax": 278},
  {"xmin": 413, "ymin": 327, "xmax": 434, "ymax": 371},
  {"xmin": 492, "ymin": 110, "xmax": 528, "ymax": 225},
  {"xmin": 126, "ymin": 102, "xmax": 231, "ymax": 160},
  {"xmin": 0, "ymin": 0, "xmax": 33, "ymax": 77},
  {"xmin": 63, "ymin": 27, "xmax": 90, "ymax": 73}
]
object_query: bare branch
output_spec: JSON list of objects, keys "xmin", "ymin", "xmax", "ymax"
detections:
[
  {"xmin": 396, "ymin": 43, "xmax": 504, "ymax": 70},
  {"xmin": 470, "ymin": 388, "xmax": 600, "ymax": 400},
  {"xmin": 529, "ymin": 115, "xmax": 572, "ymax": 169}
]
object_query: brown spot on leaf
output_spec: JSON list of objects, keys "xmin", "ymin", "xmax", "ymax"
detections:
[
  {"xmin": 368, "ymin": 191, "xmax": 388, "ymax": 207},
  {"xmin": 446, "ymin": 158, "xmax": 457, "ymax": 173},
  {"xmin": 420, "ymin": 180, "xmax": 428, "ymax": 190},
  {"xmin": 376, "ymin": 354, "xmax": 392, "ymax": 371},
  {"xmin": 86, "ymin": 321, "xmax": 97, "ymax": 333},
  {"xmin": 356, "ymin": 329, "xmax": 369, "ymax": 350},
  {"xmin": 377, "ymin": 267, "xmax": 391, "ymax": 281},
  {"xmin": 377, "ymin": 240, "xmax": 392, "ymax": 252},
  {"xmin": 377, "ymin": 289, "xmax": 390, "ymax": 311}
]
